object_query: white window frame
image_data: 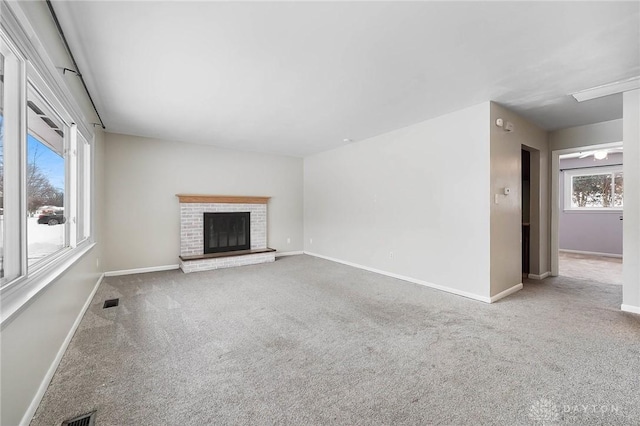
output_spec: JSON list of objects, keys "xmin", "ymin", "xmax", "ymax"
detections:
[
  {"xmin": 77, "ymin": 133, "xmax": 92, "ymax": 243},
  {"xmin": 26, "ymin": 82, "xmax": 73, "ymax": 266},
  {"xmin": 1, "ymin": 28, "xmax": 26, "ymax": 285},
  {"xmin": 563, "ymin": 165, "xmax": 623, "ymax": 212},
  {"xmin": 0, "ymin": 4, "xmax": 96, "ymax": 325}
]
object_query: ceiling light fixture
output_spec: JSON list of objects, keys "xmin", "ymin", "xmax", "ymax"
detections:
[
  {"xmin": 343, "ymin": 138, "xmax": 352, "ymax": 143},
  {"xmin": 593, "ymin": 150, "xmax": 608, "ymax": 160},
  {"xmin": 571, "ymin": 76, "xmax": 640, "ymax": 102}
]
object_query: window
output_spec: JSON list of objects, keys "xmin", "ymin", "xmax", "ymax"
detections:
[
  {"xmin": 564, "ymin": 166, "xmax": 623, "ymax": 210},
  {"xmin": 27, "ymin": 86, "xmax": 68, "ymax": 266},
  {"xmin": 0, "ymin": 20, "xmax": 94, "ymax": 313}
]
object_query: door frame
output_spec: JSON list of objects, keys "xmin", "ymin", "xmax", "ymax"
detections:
[{"xmin": 550, "ymin": 141, "xmax": 623, "ymax": 276}]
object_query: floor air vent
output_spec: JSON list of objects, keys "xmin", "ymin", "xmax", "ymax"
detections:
[
  {"xmin": 103, "ymin": 298, "xmax": 119, "ymax": 309},
  {"xmin": 61, "ymin": 411, "xmax": 96, "ymax": 426}
]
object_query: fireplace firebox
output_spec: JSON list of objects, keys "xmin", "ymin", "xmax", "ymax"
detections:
[{"xmin": 203, "ymin": 212, "xmax": 251, "ymax": 254}]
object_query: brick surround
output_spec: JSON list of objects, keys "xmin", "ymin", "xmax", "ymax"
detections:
[{"xmin": 177, "ymin": 196, "xmax": 274, "ymax": 273}]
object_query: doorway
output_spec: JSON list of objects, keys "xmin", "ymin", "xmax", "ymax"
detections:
[
  {"xmin": 521, "ymin": 145, "xmax": 541, "ymax": 280},
  {"xmin": 522, "ymin": 149, "xmax": 530, "ymax": 277},
  {"xmin": 551, "ymin": 142, "xmax": 623, "ymax": 286}
]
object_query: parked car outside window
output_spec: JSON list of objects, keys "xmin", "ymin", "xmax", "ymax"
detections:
[{"xmin": 37, "ymin": 211, "xmax": 66, "ymax": 226}]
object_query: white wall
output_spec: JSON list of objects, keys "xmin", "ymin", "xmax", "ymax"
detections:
[
  {"xmin": 304, "ymin": 102, "xmax": 491, "ymax": 300},
  {"xmin": 489, "ymin": 103, "xmax": 549, "ymax": 295},
  {"xmin": 103, "ymin": 133, "xmax": 303, "ymax": 272},
  {"xmin": 622, "ymin": 90, "xmax": 640, "ymax": 312}
]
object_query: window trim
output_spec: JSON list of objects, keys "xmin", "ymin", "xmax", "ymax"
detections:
[
  {"xmin": 1, "ymin": 241, "xmax": 95, "ymax": 324},
  {"xmin": 563, "ymin": 165, "xmax": 623, "ymax": 212}
]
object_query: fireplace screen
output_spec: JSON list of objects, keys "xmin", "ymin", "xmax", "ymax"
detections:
[{"xmin": 203, "ymin": 212, "xmax": 251, "ymax": 254}]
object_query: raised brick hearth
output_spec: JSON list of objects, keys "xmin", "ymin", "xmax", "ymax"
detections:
[{"xmin": 176, "ymin": 195, "xmax": 275, "ymax": 273}]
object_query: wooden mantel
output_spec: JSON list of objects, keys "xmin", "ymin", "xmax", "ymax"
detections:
[{"xmin": 176, "ymin": 194, "xmax": 270, "ymax": 204}]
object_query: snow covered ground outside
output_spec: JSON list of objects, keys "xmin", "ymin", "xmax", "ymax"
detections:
[{"xmin": 28, "ymin": 216, "xmax": 65, "ymax": 265}]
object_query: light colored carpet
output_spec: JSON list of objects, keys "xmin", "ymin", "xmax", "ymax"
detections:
[
  {"xmin": 31, "ymin": 255, "xmax": 639, "ymax": 425},
  {"xmin": 559, "ymin": 251, "xmax": 622, "ymax": 285}
]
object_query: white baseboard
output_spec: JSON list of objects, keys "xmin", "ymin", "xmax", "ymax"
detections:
[
  {"xmin": 528, "ymin": 271, "xmax": 551, "ymax": 280},
  {"xmin": 104, "ymin": 264, "xmax": 179, "ymax": 277},
  {"xmin": 105, "ymin": 255, "xmax": 303, "ymax": 275},
  {"xmin": 20, "ymin": 273, "xmax": 104, "ymax": 426},
  {"xmin": 275, "ymin": 251, "xmax": 303, "ymax": 258},
  {"xmin": 559, "ymin": 249, "xmax": 622, "ymax": 259},
  {"xmin": 621, "ymin": 304, "xmax": 640, "ymax": 315},
  {"xmin": 490, "ymin": 283, "xmax": 523, "ymax": 303},
  {"xmin": 304, "ymin": 251, "xmax": 492, "ymax": 303}
]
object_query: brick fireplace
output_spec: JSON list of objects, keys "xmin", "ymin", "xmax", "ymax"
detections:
[{"xmin": 176, "ymin": 195, "xmax": 275, "ymax": 273}]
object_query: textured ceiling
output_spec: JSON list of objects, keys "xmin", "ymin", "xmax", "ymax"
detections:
[{"xmin": 53, "ymin": 1, "xmax": 640, "ymax": 156}]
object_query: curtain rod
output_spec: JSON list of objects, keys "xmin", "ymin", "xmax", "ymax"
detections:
[
  {"xmin": 45, "ymin": 0, "xmax": 106, "ymax": 130},
  {"xmin": 560, "ymin": 162, "xmax": 623, "ymax": 172}
]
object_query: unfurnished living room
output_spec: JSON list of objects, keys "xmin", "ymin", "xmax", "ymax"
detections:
[{"xmin": 1, "ymin": 1, "xmax": 639, "ymax": 425}]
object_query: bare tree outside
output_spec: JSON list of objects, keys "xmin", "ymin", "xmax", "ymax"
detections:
[
  {"xmin": 614, "ymin": 172, "xmax": 624, "ymax": 207},
  {"xmin": 26, "ymin": 141, "xmax": 64, "ymax": 215},
  {"xmin": 0, "ymin": 133, "xmax": 64, "ymax": 214},
  {"xmin": 571, "ymin": 172, "xmax": 623, "ymax": 208}
]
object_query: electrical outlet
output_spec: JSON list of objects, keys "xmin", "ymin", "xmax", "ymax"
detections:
[
  {"xmin": 389, "ymin": 251, "xmax": 394, "ymax": 260},
  {"xmin": 310, "ymin": 238, "xmax": 313, "ymax": 244},
  {"xmin": 287, "ymin": 237, "xmax": 291, "ymax": 244}
]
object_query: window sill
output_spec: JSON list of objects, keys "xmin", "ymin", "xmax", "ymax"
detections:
[
  {"xmin": 0, "ymin": 241, "xmax": 96, "ymax": 327},
  {"xmin": 563, "ymin": 209, "xmax": 623, "ymax": 214}
]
